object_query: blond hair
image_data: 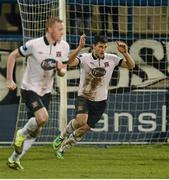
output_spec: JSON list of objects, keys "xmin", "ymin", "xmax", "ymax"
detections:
[{"xmin": 45, "ymin": 16, "xmax": 63, "ymax": 31}]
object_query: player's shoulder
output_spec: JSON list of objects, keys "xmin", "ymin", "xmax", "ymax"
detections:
[
  {"xmin": 76, "ymin": 53, "xmax": 90, "ymax": 64},
  {"xmin": 31, "ymin": 36, "xmax": 43, "ymax": 43},
  {"xmin": 59, "ymin": 40, "xmax": 70, "ymax": 49},
  {"xmin": 105, "ymin": 53, "xmax": 120, "ymax": 60},
  {"xmin": 26, "ymin": 37, "xmax": 43, "ymax": 46},
  {"xmin": 78, "ymin": 53, "xmax": 91, "ymax": 58}
]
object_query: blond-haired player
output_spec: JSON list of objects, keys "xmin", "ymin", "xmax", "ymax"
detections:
[{"xmin": 6, "ymin": 17, "xmax": 69, "ymax": 170}]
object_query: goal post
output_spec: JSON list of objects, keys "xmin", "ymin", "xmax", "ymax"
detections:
[{"xmin": 58, "ymin": 0, "xmax": 68, "ymax": 133}]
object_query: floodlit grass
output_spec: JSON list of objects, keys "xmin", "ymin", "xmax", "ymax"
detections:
[{"xmin": 1, "ymin": 144, "xmax": 169, "ymax": 178}]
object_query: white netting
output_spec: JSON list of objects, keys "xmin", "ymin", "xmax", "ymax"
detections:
[
  {"xmin": 17, "ymin": 0, "xmax": 169, "ymax": 144},
  {"xmin": 18, "ymin": 0, "xmax": 59, "ymax": 43},
  {"xmin": 66, "ymin": 0, "xmax": 169, "ymax": 144}
]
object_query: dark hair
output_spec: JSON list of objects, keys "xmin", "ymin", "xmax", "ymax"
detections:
[
  {"xmin": 45, "ymin": 16, "xmax": 63, "ymax": 31},
  {"xmin": 93, "ymin": 35, "xmax": 108, "ymax": 45}
]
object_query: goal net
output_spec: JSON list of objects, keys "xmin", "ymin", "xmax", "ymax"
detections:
[
  {"xmin": 66, "ymin": 0, "xmax": 169, "ymax": 144},
  {"xmin": 16, "ymin": 0, "xmax": 169, "ymax": 144}
]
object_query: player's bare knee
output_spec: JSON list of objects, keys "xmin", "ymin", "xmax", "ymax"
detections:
[
  {"xmin": 75, "ymin": 114, "xmax": 88, "ymax": 127},
  {"xmin": 78, "ymin": 120, "xmax": 88, "ymax": 127},
  {"xmin": 76, "ymin": 124, "xmax": 90, "ymax": 137},
  {"xmin": 38, "ymin": 114, "xmax": 48, "ymax": 125},
  {"xmin": 82, "ymin": 124, "xmax": 90, "ymax": 132},
  {"xmin": 35, "ymin": 108, "xmax": 49, "ymax": 126}
]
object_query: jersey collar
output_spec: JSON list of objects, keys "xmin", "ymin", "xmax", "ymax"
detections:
[
  {"xmin": 43, "ymin": 36, "xmax": 56, "ymax": 46},
  {"xmin": 92, "ymin": 53, "xmax": 104, "ymax": 60}
]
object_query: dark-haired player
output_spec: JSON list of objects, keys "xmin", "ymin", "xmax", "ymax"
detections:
[{"xmin": 53, "ymin": 35, "xmax": 135, "ymax": 159}]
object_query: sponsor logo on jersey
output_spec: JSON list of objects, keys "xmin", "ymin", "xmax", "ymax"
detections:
[
  {"xmin": 91, "ymin": 67, "xmax": 106, "ymax": 77},
  {"xmin": 41, "ymin": 59, "xmax": 57, "ymax": 70},
  {"xmin": 104, "ymin": 62, "xmax": 109, "ymax": 67}
]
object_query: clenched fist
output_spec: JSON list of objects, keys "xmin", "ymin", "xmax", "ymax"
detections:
[
  {"xmin": 116, "ymin": 41, "xmax": 128, "ymax": 54},
  {"xmin": 6, "ymin": 80, "xmax": 16, "ymax": 90}
]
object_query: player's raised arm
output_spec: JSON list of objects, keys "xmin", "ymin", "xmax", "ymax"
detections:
[
  {"xmin": 116, "ymin": 41, "xmax": 135, "ymax": 69},
  {"xmin": 6, "ymin": 48, "xmax": 22, "ymax": 90},
  {"xmin": 68, "ymin": 34, "xmax": 86, "ymax": 67}
]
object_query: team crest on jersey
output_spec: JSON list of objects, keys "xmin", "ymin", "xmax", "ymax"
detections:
[
  {"xmin": 91, "ymin": 67, "xmax": 106, "ymax": 77},
  {"xmin": 104, "ymin": 62, "xmax": 109, "ymax": 67},
  {"xmin": 56, "ymin": 51, "xmax": 61, "ymax": 57}
]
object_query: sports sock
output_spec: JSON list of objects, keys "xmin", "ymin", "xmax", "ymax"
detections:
[
  {"xmin": 59, "ymin": 131, "xmax": 82, "ymax": 152},
  {"xmin": 19, "ymin": 138, "xmax": 36, "ymax": 159},
  {"xmin": 20, "ymin": 117, "xmax": 38, "ymax": 136},
  {"xmin": 9, "ymin": 137, "xmax": 36, "ymax": 162},
  {"xmin": 60, "ymin": 119, "xmax": 75, "ymax": 139},
  {"xmin": 9, "ymin": 151, "xmax": 20, "ymax": 162}
]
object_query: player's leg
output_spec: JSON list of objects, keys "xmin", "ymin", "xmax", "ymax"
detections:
[
  {"xmin": 8, "ymin": 116, "xmax": 46, "ymax": 170},
  {"xmin": 12, "ymin": 110, "xmax": 46, "ymax": 154},
  {"xmin": 53, "ymin": 116, "xmax": 86, "ymax": 150},
  {"xmin": 53, "ymin": 118, "xmax": 76, "ymax": 150},
  {"xmin": 7, "ymin": 126, "xmax": 42, "ymax": 170},
  {"xmin": 8, "ymin": 117, "xmax": 47, "ymax": 170},
  {"xmin": 7, "ymin": 137, "xmax": 36, "ymax": 170},
  {"xmin": 14, "ymin": 90, "xmax": 50, "ymax": 150},
  {"xmin": 7, "ymin": 90, "xmax": 50, "ymax": 170},
  {"xmin": 56, "ymin": 99, "xmax": 107, "ymax": 159},
  {"xmin": 56, "ymin": 114, "xmax": 89, "ymax": 159},
  {"xmin": 53, "ymin": 96, "xmax": 88, "ymax": 150},
  {"xmin": 19, "ymin": 137, "xmax": 36, "ymax": 158},
  {"xmin": 14, "ymin": 90, "xmax": 49, "ymax": 154},
  {"xmin": 57, "ymin": 122, "xmax": 90, "ymax": 159}
]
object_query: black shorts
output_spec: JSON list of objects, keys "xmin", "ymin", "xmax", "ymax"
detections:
[
  {"xmin": 21, "ymin": 89, "xmax": 51, "ymax": 119},
  {"xmin": 75, "ymin": 96, "xmax": 107, "ymax": 128}
]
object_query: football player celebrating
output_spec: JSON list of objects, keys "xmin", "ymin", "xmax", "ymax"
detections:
[
  {"xmin": 6, "ymin": 16, "xmax": 69, "ymax": 170},
  {"xmin": 53, "ymin": 35, "xmax": 135, "ymax": 159}
]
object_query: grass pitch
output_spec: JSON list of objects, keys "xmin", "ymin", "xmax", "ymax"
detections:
[{"xmin": 1, "ymin": 144, "xmax": 169, "ymax": 178}]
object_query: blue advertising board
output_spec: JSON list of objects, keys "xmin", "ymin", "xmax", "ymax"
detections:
[{"xmin": 0, "ymin": 91, "xmax": 169, "ymax": 144}]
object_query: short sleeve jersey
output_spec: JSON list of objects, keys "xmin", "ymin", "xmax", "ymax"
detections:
[
  {"xmin": 19, "ymin": 36, "xmax": 69, "ymax": 96},
  {"xmin": 77, "ymin": 53, "xmax": 122, "ymax": 101}
]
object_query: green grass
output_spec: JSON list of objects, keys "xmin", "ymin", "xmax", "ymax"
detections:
[{"xmin": 1, "ymin": 144, "xmax": 169, "ymax": 178}]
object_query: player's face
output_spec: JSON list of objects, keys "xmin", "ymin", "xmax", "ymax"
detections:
[
  {"xmin": 93, "ymin": 42, "xmax": 108, "ymax": 58},
  {"xmin": 49, "ymin": 22, "xmax": 64, "ymax": 42}
]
